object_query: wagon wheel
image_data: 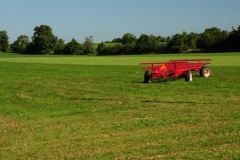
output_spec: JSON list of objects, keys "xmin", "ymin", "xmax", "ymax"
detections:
[
  {"xmin": 144, "ymin": 71, "xmax": 152, "ymax": 83},
  {"xmin": 200, "ymin": 66, "xmax": 211, "ymax": 77},
  {"xmin": 185, "ymin": 70, "xmax": 192, "ymax": 82}
]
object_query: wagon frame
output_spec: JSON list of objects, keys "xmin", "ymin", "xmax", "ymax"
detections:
[{"xmin": 140, "ymin": 59, "xmax": 212, "ymax": 82}]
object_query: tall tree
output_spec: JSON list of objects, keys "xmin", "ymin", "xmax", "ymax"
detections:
[
  {"xmin": 148, "ymin": 34, "xmax": 159, "ymax": 52},
  {"xmin": 181, "ymin": 31, "xmax": 188, "ymax": 46},
  {"xmin": 54, "ymin": 39, "xmax": 65, "ymax": 54},
  {"xmin": 167, "ymin": 34, "xmax": 187, "ymax": 53},
  {"xmin": 196, "ymin": 27, "xmax": 223, "ymax": 51},
  {"xmin": 97, "ymin": 42, "xmax": 106, "ymax": 55},
  {"xmin": 215, "ymin": 30, "xmax": 229, "ymax": 50},
  {"xmin": 11, "ymin": 35, "xmax": 30, "ymax": 53},
  {"xmin": 187, "ymin": 32, "xmax": 200, "ymax": 49},
  {"xmin": 112, "ymin": 38, "xmax": 122, "ymax": 43},
  {"xmin": 0, "ymin": 30, "xmax": 9, "ymax": 52},
  {"xmin": 226, "ymin": 26, "xmax": 240, "ymax": 50},
  {"xmin": 83, "ymin": 35, "xmax": 95, "ymax": 55},
  {"xmin": 166, "ymin": 36, "xmax": 171, "ymax": 42},
  {"xmin": 156, "ymin": 36, "xmax": 167, "ymax": 42},
  {"xmin": 136, "ymin": 34, "xmax": 149, "ymax": 53},
  {"xmin": 64, "ymin": 38, "xmax": 83, "ymax": 55},
  {"xmin": 121, "ymin": 33, "xmax": 137, "ymax": 45},
  {"xmin": 32, "ymin": 25, "xmax": 58, "ymax": 54},
  {"xmin": 24, "ymin": 42, "xmax": 36, "ymax": 54}
]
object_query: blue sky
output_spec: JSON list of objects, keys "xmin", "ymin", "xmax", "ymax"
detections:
[{"xmin": 1, "ymin": 0, "xmax": 240, "ymax": 43}]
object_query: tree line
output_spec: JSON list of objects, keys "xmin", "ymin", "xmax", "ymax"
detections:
[{"xmin": 0, "ymin": 24, "xmax": 240, "ymax": 55}]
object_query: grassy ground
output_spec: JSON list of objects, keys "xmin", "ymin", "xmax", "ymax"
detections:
[{"xmin": 0, "ymin": 52, "xmax": 239, "ymax": 159}]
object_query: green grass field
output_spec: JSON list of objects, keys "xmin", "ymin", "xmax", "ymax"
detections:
[{"xmin": 0, "ymin": 52, "xmax": 239, "ymax": 159}]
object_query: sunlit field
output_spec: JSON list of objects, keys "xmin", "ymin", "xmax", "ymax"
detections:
[{"xmin": 0, "ymin": 52, "xmax": 239, "ymax": 159}]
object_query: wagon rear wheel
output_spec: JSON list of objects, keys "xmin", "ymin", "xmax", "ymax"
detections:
[
  {"xmin": 185, "ymin": 70, "xmax": 192, "ymax": 82},
  {"xmin": 200, "ymin": 66, "xmax": 211, "ymax": 77},
  {"xmin": 144, "ymin": 71, "xmax": 152, "ymax": 83}
]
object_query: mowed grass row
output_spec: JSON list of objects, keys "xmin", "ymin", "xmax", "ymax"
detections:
[{"xmin": 0, "ymin": 53, "xmax": 239, "ymax": 159}]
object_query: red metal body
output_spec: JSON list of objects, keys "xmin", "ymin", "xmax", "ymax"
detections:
[{"xmin": 140, "ymin": 59, "xmax": 211, "ymax": 80}]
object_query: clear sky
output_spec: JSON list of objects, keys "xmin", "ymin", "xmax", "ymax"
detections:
[{"xmin": 1, "ymin": 0, "xmax": 240, "ymax": 43}]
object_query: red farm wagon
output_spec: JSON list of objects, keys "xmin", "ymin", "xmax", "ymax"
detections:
[{"xmin": 140, "ymin": 59, "xmax": 211, "ymax": 82}]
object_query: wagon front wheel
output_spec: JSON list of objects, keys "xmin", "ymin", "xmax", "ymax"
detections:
[
  {"xmin": 144, "ymin": 71, "xmax": 152, "ymax": 83},
  {"xmin": 200, "ymin": 66, "xmax": 211, "ymax": 77},
  {"xmin": 185, "ymin": 70, "xmax": 192, "ymax": 82}
]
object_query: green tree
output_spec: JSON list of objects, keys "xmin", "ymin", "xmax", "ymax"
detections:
[
  {"xmin": 136, "ymin": 34, "xmax": 149, "ymax": 53},
  {"xmin": 121, "ymin": 33, "xmax": 137, "ymax": 45},
  {"xmin": 0, "ymin": 30, "xmax": 9, "ymax": 52},
  {"xmin": 109, "ymin": 43, "xmax": 122, "ymax": 55},
  {"xmin": 196, "ymin": 27, "xmax": 223, "ymax": 51},
  {"xmin": 54, "ymin": 39, "xmax": 65, "ymax": 54},
  {"xmin": 226, "ymin": 26, "xmax": 240, "ymax": 50},
  {"xmin": 148, "ymin": 34, "xmax": 159, "ymax": 52},
  {"xmin": 32, "ymin": 25, "xmax": 58, "ymax": 54},
  {"xmin": 156, "ymin": 36, "xmax": 167, "ymax": 42},
  {"xmin": 24, "ymin": 42, "xmax": 36, "ymax": 54},
  {"xmin": 11, "ymin": 35, "xmax": 30, "ymax": 53},
  {"xmin": 215, "ymin": 30, "xmax": 229, "ymax": 50},
  {"xmin": 83, "ymin": 35, "xmax": 95, "ymax": 55},
  {"xmin": 97, "ymin": 42, "xmax": 106, "ymax": 55},
  {"xmin": 167, "ymin": 34, "xmax": 187, "ymax": 53},
  {"xmin": 166, "ymin": 36, "xmax": 171, "ymax": 42},
  {"xmin": 181, "ymin": 31, "xmax": 188, "ymax": 46},
  {"xmin": 187, "ymin": 32, "xmax": 200, "ymax": 49},
  {"xmin": 64, "ymin": 38, "xmax": 83, "ymax": 55},
  {"xmin": 120, "ymin": 43, "xmax": 135, "ymax": 54},
  {"xmin": 112, "ymin": 38, "xmax": 122, "ymax": 43},
  {"xmin": 136, "ymin": 34, "xmax": 159, "ymax": 53}
]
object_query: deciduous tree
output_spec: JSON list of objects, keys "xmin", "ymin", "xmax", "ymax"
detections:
[
  {"xmin": 120, "ymin": 43, "xmax": 135, "ymax": 54},
  {"xmin": 156, "ymin": 36, "xmax": 167, "ymax": 42},
  {"xmin": 136, "ymin": 34, "xmax": 149, "ymax": 53},
  {"xmin": 187, "ymin": 32, "xmax": 200, "ymax": 49},
  {"xmin": 83, "ymin": 35, "xmax": 95, "ymax": 55},
  {"xmin": 11, "ymin": 35, "xmax": 29, "ymax": 53},
  {"xmin": 97, "ymin": 42, "xmax": 106, "ymax": 55},
  {"xmin": 121, "ymin": 33, "xmax": 137, "ymax": 45},
  {"xmin": 32, "ymin": 25, "xmax": 58, "ymax": 54},
  {"xmin": 64, "ymin": 38, "xmax": 83, "ymax": 55},
  {"xmin": 112, "ymin": 38, "xmax": 122, "ymax": 43},
  {"xmin": 226, "ymin": 26, "xmax": 240, "ymax": 50},
  {"xmin": 196, "ymin": 27, "xmax": 224, "ymax": 51},
  {"xmin": 167, "ymin": 34, "xmax": 187, "ymax": 53},
  {"xmin": 148, "ymin": 34, "xmax": 159, "ymax": 52},
  {"xmin": 0, "ymin": 30, "xmax": 9, "ymax": 52},
  {"xmin": 54, "ymin": 39, "xmax": 65, "ymax": 54}
]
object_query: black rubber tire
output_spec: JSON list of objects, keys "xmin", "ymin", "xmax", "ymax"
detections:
[
  {"xmin": 200, "ymin": 66, "xmax": 211, "ymax": 77},
  {"xmin": 144, "ymin": 71, "xmax": 152, "ymax": 83},
  {"xmin": 185, "ymin": 70, "xmax": 192, "ymax": 82}
]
